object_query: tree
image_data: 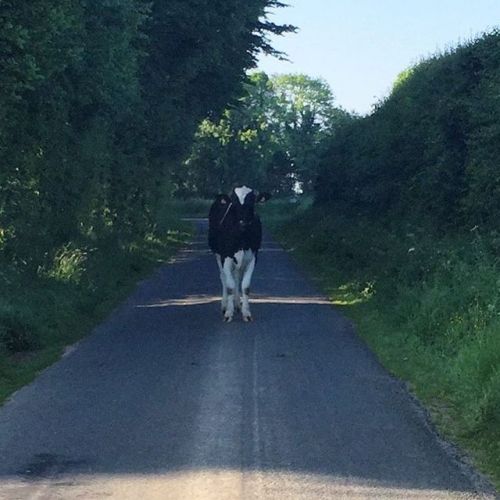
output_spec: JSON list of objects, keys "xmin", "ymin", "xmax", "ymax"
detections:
[
  {"xmin": 270, "ymin": 74, "xmax": 351, "ymax": 192},
  {"xmin": 0, "ymin": 0, "xmax": 294, "ymax": 267},
  {"xmin": 182, "ymin": 72, "xmax": 351, "ymax": 196}
]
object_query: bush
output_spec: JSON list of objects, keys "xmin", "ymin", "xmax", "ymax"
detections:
[
  {"xmin": 316, "ymin": 30, "xmax": 500, "ymax": 228},
  {"xmin": 0, "ymin": 305, "xmax": 40, "ymax": 353},
  {"xmin": 46, "ymin": 245, "xmax": 89, "ymax": 284}
]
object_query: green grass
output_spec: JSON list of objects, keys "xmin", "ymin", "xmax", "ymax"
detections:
[
  {"xmin": 263, "ymin": 204, "xmax": 500, "ymax": 491},
  {"xmin": 0, "ymin": 215, "xmax": 192, "ymax": 404}
]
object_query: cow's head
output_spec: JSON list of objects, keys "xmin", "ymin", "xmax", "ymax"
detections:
[
  {"xmin": 230, "ymin": 186, "xmax": 271, "ymax": 230},
  {"xmin": 214, "ymin": 186, "xmax": 271, "ymax": 230}
]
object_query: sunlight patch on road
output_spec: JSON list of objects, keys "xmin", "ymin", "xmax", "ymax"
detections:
[
  {"xmin": 136, "ymin": 294, "xmax": 333, "ymax": 308},
  {"xmin": 137, "ymin": 295, "xmax": 220, "ymax": 307},
  {"xmin": 0, "ymin": 469, "xmax": 482, "ymax": 500}
]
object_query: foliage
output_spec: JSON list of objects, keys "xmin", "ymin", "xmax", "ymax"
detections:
[
  {"xmin": 46, "ymin": 244, "xmax": 88, "ymax": 284},
  {"xmin": 0, "ymin": 0, "xmax": 292, "ymax": 269},
  {"xmin": 0, "ymin": 215, "xmax": 190, "ymax": 402},
  {"xmin": 287, "ymin": 30, "xmax": 500, "ymax": 488},
  {"xmin": 181, "ymin": 72, "xmax": 351, "ymax": 197},
  {"xmin": 269, "ymin": 209, "xmax": 500, "ymax": 489},
  {"xmin": 0, "ymin": 304, "xmax": 40, "ymax": 354},
  {"xmin": 0, "ymin": 0, "xmax": 293, "ymax": 386},
  {"xmin": 316, "ymin": 30, "xmax": 500, "ymax": 228},
  {"xmin": 271, "ymin": 74, "xmax": 352, "ymax": 192}
]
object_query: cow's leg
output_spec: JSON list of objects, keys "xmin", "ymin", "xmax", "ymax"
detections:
[
  {"xmin": 222, "ymin": 256, "xmax": 236, "ymax": 322},
  {"xmin": 216, "ymin": 255, "xmax": 228, "ymax": 315},
  {"xmin": 234, "ymin": 268, "xmax": 242, "ymax": 312},
  {"xmin": 241, "ymin": 253, "xmax": 256, "ymax": 322},
  {"xmin": 233, "ymin": 250, "xmax": 244, "ymax": 313}
]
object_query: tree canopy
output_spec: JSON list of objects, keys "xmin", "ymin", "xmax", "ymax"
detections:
[
  {"xmin": 0, "ymin": 0, "xmax": 293, "ymax": 268},
  {"xmin": 179, "ymin": 71, "xmax": 351, "ymax": 197}
]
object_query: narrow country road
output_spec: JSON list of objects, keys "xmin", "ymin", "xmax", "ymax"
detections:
[{"xmin": 0, "ymin": 221, "xmax": 494, "ymax": 500}]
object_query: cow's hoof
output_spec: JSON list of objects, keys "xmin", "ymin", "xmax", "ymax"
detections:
[
  {"xmin": 243, "ymin": 315, "xmax": 253, "ymax": 322},
  {"xmin": 223, "ymin": 314, "xmax": 233, "ymax": 323}
]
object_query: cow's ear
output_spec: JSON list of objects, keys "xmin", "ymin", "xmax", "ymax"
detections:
[
  {"xmin": 215, "ymin": 194, "xmax": 231, "ymax": 205},
  {"xmin": 256, "ymin": 192, "xmax": 272, "ymax": 203}
]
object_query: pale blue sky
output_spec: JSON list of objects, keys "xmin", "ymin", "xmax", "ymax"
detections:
[{"xmin": 257, "ymin": 0, "xmax": 500, "ymax": 115}]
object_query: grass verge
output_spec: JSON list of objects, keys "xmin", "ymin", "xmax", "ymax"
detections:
[
  {"xmin": 263, "ymin": 201, "xmax": 500, "ymax": 492},
  {"xmin": 0, "ymin": 214, "xmax": 192, "ymax": 404}
]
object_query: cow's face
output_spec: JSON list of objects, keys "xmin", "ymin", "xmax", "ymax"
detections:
[
  {"xmin": 231, "ymin": 186, "xmax": 256, "ymax": 230},
  {"xmin": 230, "ymin": 186, "xmax": 271, "ymax": 230},
  {"xmin": 212, "ymin": 187, "xmax": 271, "ymax": 229}
]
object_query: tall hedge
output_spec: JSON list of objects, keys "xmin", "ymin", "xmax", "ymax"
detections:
[
  {"xmin": 0, "ymin": 0, "xmax": 292, "ymax": 268},
  {"xmin": 316, "ymin": 30, "xmax": 500, "ymax": 228}
]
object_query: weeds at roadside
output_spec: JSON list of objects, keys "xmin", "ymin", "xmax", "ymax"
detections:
[
  {"xmin": 0, "ymin": 218, "xmax": 191, "ymax": 404},
  {"xmin": 264, "ymin": 203, "xmax": 500, "ymax": 490}
]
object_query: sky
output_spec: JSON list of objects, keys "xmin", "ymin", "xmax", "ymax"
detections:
[{"xmin": 257, "ymin": 0, "xmax": 500, "ymax": 115}]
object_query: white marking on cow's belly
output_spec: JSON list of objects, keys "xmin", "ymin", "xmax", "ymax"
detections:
[{"xmin": 233, "ymin": 249, "xmax": 254, "ymax": 270}]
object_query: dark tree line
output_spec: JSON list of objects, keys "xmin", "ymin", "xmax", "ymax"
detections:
[{"xmin": 0, "ymin": 0, "xmax": 293, "ymax": 269}]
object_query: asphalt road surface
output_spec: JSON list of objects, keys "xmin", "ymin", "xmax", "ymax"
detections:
[{"xmin": 0, "ymin": 221, "xmax": 495, "ymax": 499}]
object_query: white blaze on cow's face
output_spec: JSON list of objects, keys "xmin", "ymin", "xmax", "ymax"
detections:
[
  {"xmin": 234, "ymin": 185, "xmax": 253, "ymax": 205},
  {"xmin": 232, "ymin": 186, "xmax": 256, "ymax": 230}
]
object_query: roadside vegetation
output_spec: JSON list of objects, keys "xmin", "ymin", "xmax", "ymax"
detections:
[
  {"xmin": 0, "ymin": 215, "xmax": 190, "ymax": 403},
  {"xmin": 264, "ymin": 30, "xmax": 500, "ymax": 489},
  {"xmin": 266, "ymin": 206, "xmax": 500, "ymax": 489},
  {"xmin": 0, "ymin": 1, "xmax": 292, "ymax": 402}
]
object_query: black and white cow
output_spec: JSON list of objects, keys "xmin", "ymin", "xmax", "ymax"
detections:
[{"xmin": 208, "ymin": 186, "xmax": 271, "ymax": 322}]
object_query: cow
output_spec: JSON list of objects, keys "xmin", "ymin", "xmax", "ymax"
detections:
[{"xmin": 208, "ymin": 186, "xmax": 271, "ymax": 322}]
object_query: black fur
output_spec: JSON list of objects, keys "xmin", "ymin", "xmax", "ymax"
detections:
[{"xmin": 208, "ymin": 188, "xmax": 268, "ymax": 262}]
